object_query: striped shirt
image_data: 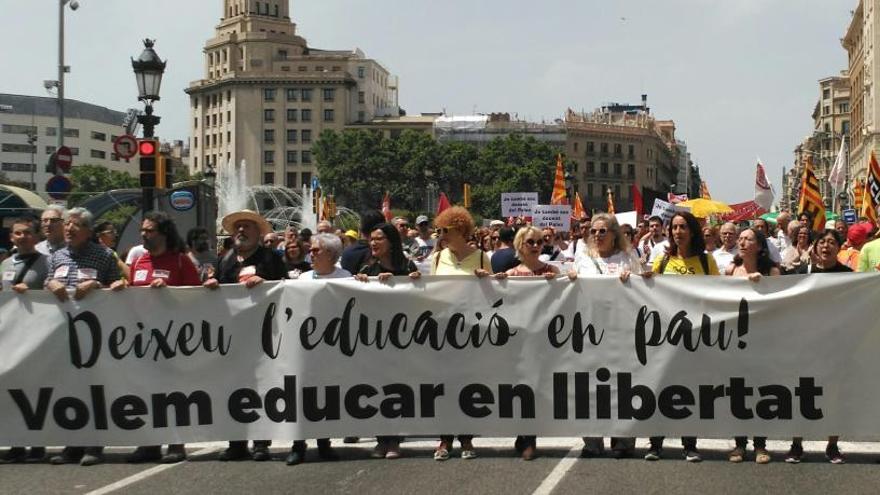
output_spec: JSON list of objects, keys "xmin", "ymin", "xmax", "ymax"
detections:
[{"xmin": 46, "ymin": 242, "xmax": 120, "ymax": 288}]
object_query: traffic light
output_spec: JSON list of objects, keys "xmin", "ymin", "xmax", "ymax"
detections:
[
  {"xmin": 155, "ymin": 154, "xmax": 173, "ymax": 189},
  {"xmin": 138, "ymin": 139, "xmax": 159, "ymax": 188}
]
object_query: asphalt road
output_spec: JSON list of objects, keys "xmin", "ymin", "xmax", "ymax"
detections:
[{"xmin": 2, "ymin": 438, "xmax": 880, "ymax": 495}]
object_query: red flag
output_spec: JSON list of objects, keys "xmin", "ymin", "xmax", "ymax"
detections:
[
  {"xmin": 550, "ymin": 154, "xmax": 568, "ymax": 205},
  {"xmin": 437, "ymin": 192, "xmax": 451, "ymax": 215},
  {"xmin": 631, "ymin": 183, "xmax": 643, "ymax": 219},
  {"xmin": 721, "ymin": 201, "xmax": 766, "ymax": 222},
  {"xmin": 667, "ymin": 192, "xmax": 688, "ymax": 204},
  {"xmin": 381, "ymin": 192, "xmax": 393, "ymax": 222},
  {"xmin": 572, "ymin": 192, "xmax": 586, "ymax": 220}
]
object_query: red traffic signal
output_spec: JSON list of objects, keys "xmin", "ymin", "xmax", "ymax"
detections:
[{"xmin": 138, "ymin": 140, "xmax": 157, "ymax": 156}]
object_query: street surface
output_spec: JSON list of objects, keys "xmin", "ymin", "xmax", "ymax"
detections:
[{"xmin": 2, "ymin": 438, "xmax": 879, "ymax": 495}]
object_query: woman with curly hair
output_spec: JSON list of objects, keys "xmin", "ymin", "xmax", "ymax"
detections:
[{"xmin": 430, "ymin": 207, "xmax": 492, "ymax": 461}]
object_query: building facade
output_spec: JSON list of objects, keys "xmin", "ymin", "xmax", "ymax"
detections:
[
  {"xmin": 0, "ymin": 94, "xmax": 129, "ymax": 195},
  {"xmin": 564, "ymin": 98, "xmax": 679, "ymax": 213},
  {"xmin": 434, "ymin": 113, "xmax": 566, "ymax": 149},
  {"xmin": 843, "ymin": 0, "xmax": 877, "ymax": 191},
  {"xmin": 186, "ymin": 0, "xmax": 399, "ymax": 189}
]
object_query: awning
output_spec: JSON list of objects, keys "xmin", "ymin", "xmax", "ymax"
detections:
[{"xmin": 0, "ymin": 185, "xmax": 49, "ymax": 211}]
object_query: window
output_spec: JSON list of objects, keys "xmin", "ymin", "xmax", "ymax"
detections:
[
  {"xmin": 90, "ymin": 149, "xmax": 106, "ymax": 159},
  {"xmin": 824, "ymin": 123, "xmax": 831, "ymax": 132},
  {"xmin": 301, "ymin": 150, "xmax": 312, "ymax": 163},
  {"xmin": 286, "ymin": 172, "xmax": 297, "ymax": 188},
  {"xmin": 264, "ymin": 129, "xmax": 275, "ymax": 143},
  {"xmin": 286, "ymin": 88, "xmax": 297, "ymax": 101},
  {"xmin": 301, "ymin": 172, "xmax": 312, "ymax": 188},
  {"xmin": 586, "ymin": 141, "xmax": 595, "ymax": 153},
  {"xmin": 842, "ymin": 121, "xmax": 851, "ymax": 134},
  {"xmin": 614, "ymin": 144, "xmax": 622, "ymax": 156},
  {"xmin": 627, "ymin": 163, "xmax": 635, "ymax": 178},
  {"xmin": 823, "ymin": 88, "xmax": 831, "ymax": 99},
  {"xmin": 45, "ymin": 145, "xmax": 56, "ymax": 154},
  {"xmin": 264, "ymin": 172, "xmax": 275, "ymax": 184},
  {"xmin": 63, "ymin": 128, "xmax": 79, "ymax": 138},
  {"xmin": 286, "ymin": 129, "xmax": 297, "ymax": 143},
  {"xmin": 823, "ymin": 106, "xmax": 830, "ymax": 115},
  {"xmin": 628, "ymin": 145, "xmax": 635, "ymax": 158},
  {"xmin": 227, "ymin": 111, "xmax": 231, "ymax": 121},
  {"xmin": 90, "ymin": 131, "xmax": 107, "ymax": 141},
  {"xmin": 264, "ymin": 109, "xmax": 275, "ymax": 122},
  {"xmin": 600, "ymin": 143, "xmax": 609, "ymax": 154},
  {"xmin": 264, "ymin": 150, "xmax": 275, "ymax": 164},
  {"xmin": 46, "ymin": 127, "xmax": 57, "ymax": 136},
  {"xmin": 614, "ymin": 163, "xmax": 622, "ymax": 176},
  {"xmin": 1, "ymin": 162, "xmax": 36, "ymax": 172},
  {"xmin": 301, "ymin": 130, "xmax": 312, "ymax": 143},
  {"xmin": 286, "ymin": 150, "xmax": 297, "ymax": 164},
  {"xmin": 358, "ymin": 111, "xmax": 365, "ymax": 122},
  {"xmin": 573, "ymin": 142, "xmax": 579, "ymax": 153},
  {"xmin": 194, "ymin": 137, "xmax": 198, "ymax": 148},
  {"xmin": 298, "ymin": 66, "xmax": 308, "ymax": 72},
  {"xmin": 69, "ymin": 147, "xmax": 79, "ymax": 155},
  {"xmin": 358, "ymin": 91, "xmax": 365, "ymax": 104},
  {"xmin": 212, "ymin": 115, "xmax": 217, "ymax": 126},
  {"xmin": 587, "ymin": 183, "xmax": 594, "ymax": 198},
  {"xmin": 1, "ymin": 124, "xmax": 37, "ymax": 135},
  {"xmin": 286, "ymin": 109, "xmax": 297, "ymax": 122},
  {"xmin": 301, "ymin": 88, "xmax": 312, "ymax": 102},
  {"xmin": 358, "ymin": 66, "xmax": 365, "ymax": 79},
  {"xmin": 323, "ymin": 109, "xmax": 335, "ymax": 122},
  {"xmin": 587, "ymin": 161, "xmax": 595, "ymax": 174},
  {"xmin": 194, "ymin": 117, "xmax": 198, "ymax": 128},
  {"xmin": 331, "ymin": 66, "xmax": 341, "ymax": 72},
  {"xmin": 840, "ymin": 103, "xmax": 850, "ymax": 113},
  {"xmin": 323, "ymin": 88, "xmax": 335, "ymax": 102},
  {"xmin": 1, "ymin": 143, "xmax": 35, "ymax": 153},
  {"xmin": 227, "ymin": 131, "xmax": 231, "ymax": 142},
  {"xmin": 301, "ymin": 109, "xmax": 312, "ymax": 122},
  {"xmin": 278, "ymin": 49, "xmax": 287, "ymax": 59},
  {"xmin": 600, "ymin": 162, "xmax": 609, "ymax": 175},
  {"xmin": 264, "ymin": 88, "xmax": 276, "ymax": 101}
]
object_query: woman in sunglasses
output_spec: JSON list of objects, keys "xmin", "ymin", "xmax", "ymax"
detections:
[
  {"xmin": 430, "ymin": 207, "xmax": 492, "ymax": 461},
  {"xmin": 501, "ymin": 226, "xmax": 559, "ymax": 460},
  {"xmin": 568, "ymin": 213, "xmax": 641, "ymax": 458}
]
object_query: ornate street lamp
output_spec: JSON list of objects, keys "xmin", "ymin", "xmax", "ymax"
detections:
[{"xmin": 131, "ymin": 39, "xmax": 166, "ymax": 138}]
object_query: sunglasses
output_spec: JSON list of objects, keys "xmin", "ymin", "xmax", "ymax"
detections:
[
  {"xmin": 435, "ymin": 227, "xmax": 451, "ymax": 235},
  {"xmin": 590, "ymin": 228, "xmax": 609, "ymax": 236},
  {"xmin": 525, "ymin": 238, "xmax": 545, "ymax": 247}
]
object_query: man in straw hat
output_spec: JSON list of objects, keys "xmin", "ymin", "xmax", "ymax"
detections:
[{"xmin": 204, "ymin": 209, "xmax": 287, "ymax": 461}]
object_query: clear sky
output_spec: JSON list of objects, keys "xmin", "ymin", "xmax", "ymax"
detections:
[{"xmin": 0, "ymin": 0, "xmax": 855, "ymax": 203}]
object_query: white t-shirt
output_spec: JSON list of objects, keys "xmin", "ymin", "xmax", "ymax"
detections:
[
  {"xmin": 576, "ymin": 250, "xmax": 643, "ymax": 276},
  {"xmin": 300, "ymin": 267, "xmax": 352, "ymax": 279},
  {"xmin": 125, "ymin": 244, "xmax": 147, "ymax": 265},
  {"xmin": 712, "ymin": 246, "xmax": 738, "ymax": 273}
]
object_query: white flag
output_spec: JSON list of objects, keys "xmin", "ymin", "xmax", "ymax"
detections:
[
  {"xmin": 754, "ymin": 159, "xmax": 774, "ymax": 211},
  {"xmin": 828, "ymin": 139, "xmax": 847, "ymax": 192}
]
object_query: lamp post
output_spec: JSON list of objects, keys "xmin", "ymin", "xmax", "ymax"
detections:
[
  {"xmin": 55, "ymin": 0, "xmax": 79, "ymax": 149},
  {"xmin": 131, "ymin": 39, "xmax": 166, "ymax": 213}
]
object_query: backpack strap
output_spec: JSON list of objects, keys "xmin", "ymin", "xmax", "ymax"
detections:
[
  {"xmin": 699, "ymin": 252, "xmax": 709, "ymax": 275},
  {"xmin": 658, "ymin": 254, "xmax": 670, "ymax": 274}
]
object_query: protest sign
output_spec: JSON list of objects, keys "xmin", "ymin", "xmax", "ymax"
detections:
[
  {"xmin": 2, "ymin": 275, "xmax": 880, "ymax": 445},
  {"xmin": 532, "ymin": 205, "xmax": 571, "ymax": 231},
  {"xmin": 501, "ymin": 193, "xmax": 539, "ymax": 217}
]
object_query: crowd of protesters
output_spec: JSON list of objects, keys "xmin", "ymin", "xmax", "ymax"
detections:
[{"xmin": 2, "ymin": 202, "xmax": 880, "ymax": 467}]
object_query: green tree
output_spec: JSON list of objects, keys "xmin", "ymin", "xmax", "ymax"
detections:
[{"xmin": 67, "ymin": 164, "xmax": 139, "ymax": 206}]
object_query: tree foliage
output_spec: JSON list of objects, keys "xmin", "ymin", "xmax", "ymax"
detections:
[
  {"xmin": 67, "ymin": 164, "xmax": 139, "ymax": 207},
  {"xmin": 314, "ymin": 130, "xmax": 561, "ymax": 218}
]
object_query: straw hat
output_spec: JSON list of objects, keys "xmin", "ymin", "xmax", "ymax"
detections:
[{"xmin": 221, "ymin": 210, "xmax": 272, "ymax": 237}]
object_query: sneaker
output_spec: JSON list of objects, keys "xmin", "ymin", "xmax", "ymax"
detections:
[
  {"xmin": 728, "ymin": 446, "xmax": 745, "ymax": 463},
  {"xmin": 580, "ymin": 445, "xmax": 603, "ymax": 458},
  {"xmin": 285, "ymin": 448, "xmax": 305, "ymax": 466},
  {"xmin": 385, "ymin": 449, "xmax": 401, "ymax": 460},
  {"xmin": 0, "ymin": 447, "xmax": 27, "ymax": 464},
  {"xmin": 460, "ymin": 449, "xmax": 478, "ymax": 460},
  {"xmin": 433, "ymin": 447, "xmax": 450, "ymax": 461},
  {"xmin": 371, "ymin": 444, "xmax": 387, "ymax": 459},
  {"xmin": 251, "ymin": 445, "xmax": 272, "ymax": 462},
  {"xmin": 644, "ymin": 448, "xmax": 662, "ymax": 461},
  {"xmin": 785, "ymin": 444, "xmax": 803, "ymax": 464},
  {"xmin": 50, "ymin": 447, "xmax": 83, "ymax": 465},
  {"xmin": 80, "ymin": 453, "xmax": 104, "ymax": 467},
  {"xmin": 27, "ymin": 447, "xmax": 47, "ymax": 462},
  {"xmin": 755, "ymin": 448, "xmax": 771, "ymax": 464},
  {"xmin": 826, "ymin": 444, "xmax": 845, "ymax": 464},
  {"xmin": 684, "ymin": 449, "xmax": 702, "ymax": 463}
]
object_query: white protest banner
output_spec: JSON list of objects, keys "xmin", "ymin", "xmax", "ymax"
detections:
[
  {"xmin": 532, "ymin": 205, "xmax": 571, "ymax": 231},
  {"xmin": 615, "ymin": 211, "xmax": 638, "ymax": 228},
  {"xmin": 501, "ymin": 192, "xmax": 539, "ymax": 217},
  {"xmin": 2, "ymin": 275, "xmax": 880, "ymax": 446}
]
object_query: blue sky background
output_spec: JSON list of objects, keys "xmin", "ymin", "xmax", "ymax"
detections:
[{"xmin": 0, "ymin": 0, "xmax": 856, "ymax": 202}]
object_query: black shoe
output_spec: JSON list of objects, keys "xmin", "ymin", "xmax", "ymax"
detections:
[
  {"xmin": 343, "ymin": 436, "xmax": 360, "ymax": 444},
  {"xmin": 126, "ymin": 446, "xmax": 162, "ymax": 463},
  {"xmin": 27, "ymin": 447, "xmax": 46, "ymax": 462},
  {"xmin": 317, "ymin": 445, "xmax": 339, "ymax": 461},
  {"xmin": 514, "ymin": 436, "xmax": 525, "ymax": 453},
  {"xmin": 218, "ymin": 445, "xmax": 251, "ymax": 461},
  {"xmin": 161, "ymin": 445, "xmax": 187, "ymax": 464},
  {"xmin": 285, "ymin": 449, "xmax": 305, "ymax": 466},
  {"xmin": 0, "ymin": 447, "xmax": 27, "ymax": 464},
  {"xmin": 50, "ymin": 447, "xmax": 83, "ymax": 465},
  {"xmin": 80, "ymin": 450, "xmax": 104, "ymax": 467},
  {"xmin": 252, "ymin": 445, "xmax": 272, "ymax": 462}
]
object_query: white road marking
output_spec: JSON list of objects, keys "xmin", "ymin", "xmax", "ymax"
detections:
[
  {"xmin": 84, "ymin": 446, "xmax": 220, "ymax": 495},
  {"xmin": 531, "ymin": 442, "xmax": 581, "ymax": 495}
]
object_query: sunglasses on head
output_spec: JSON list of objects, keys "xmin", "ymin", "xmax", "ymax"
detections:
[
  {"xmin": 525, "ymin": 238, "xmax": 545, "ymax": 247},
  {"xmin": 590, "ymin": 228, "xmax": 609, "ymax": 236}
]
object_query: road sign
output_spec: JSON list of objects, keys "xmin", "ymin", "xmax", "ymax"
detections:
[
  {"xmin": 45, "ymin": 175, "xmax": 72, "ymax": 200},
  {"xmin": 843, "ymin": 208, "xmax": 858, "ymax": 224},
  {"xmin": 113, "ymin": 134, "xmax": 138, "ymax": 160},
  {"xmin": 55, "ymin": 146, "xmax": 73, "ymax": 173}
]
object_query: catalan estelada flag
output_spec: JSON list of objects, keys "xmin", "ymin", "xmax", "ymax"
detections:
[
  {"xmin": 864, "ymin": 151, "xmax": 880, "ymax": 226},
  {"xmin": 797, "ymin": 157, "xmax": 826, "ymax": 232},
  {"xmin": 550, "ymin": 154, "xmax": 568, "ymax": 205},
  {"xmin": 854, "ymin": 178, "xmax": 865, "ymax": 216},
  {"xmin": 700, "ymin": 181, "xmax": 712, "ymax": 200}
]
